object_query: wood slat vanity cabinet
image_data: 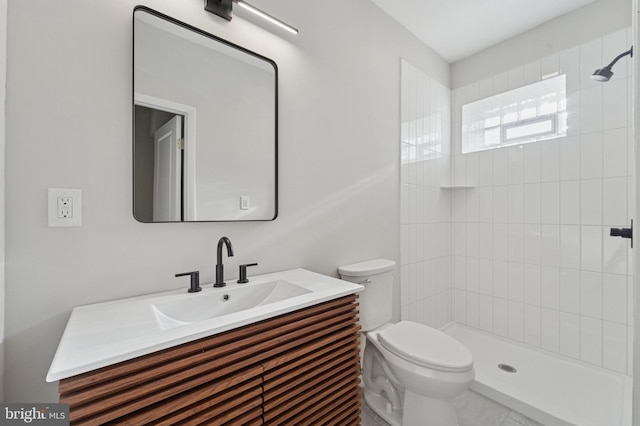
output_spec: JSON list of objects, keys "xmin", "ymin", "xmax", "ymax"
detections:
[{"xmin": 58, "ymin": 294, "xmax": 362, "ymax": 425}]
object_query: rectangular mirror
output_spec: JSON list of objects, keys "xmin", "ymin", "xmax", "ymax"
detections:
[{"xmin": 133, "ymin": 7, "xmax": 278, "ymax": 222}]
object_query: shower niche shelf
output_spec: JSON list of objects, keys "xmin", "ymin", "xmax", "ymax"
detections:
[{"xmin": 440, "ymin": 185, "xmax": 475, "ymax": 189}]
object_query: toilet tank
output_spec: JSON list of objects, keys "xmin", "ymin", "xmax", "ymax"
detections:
[{"xmin": 338, "ymin": 259, "xmax": 396, "ymax": 331}]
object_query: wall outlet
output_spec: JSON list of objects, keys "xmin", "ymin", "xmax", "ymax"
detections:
[
  {"xmin": 48, "ymin": 188, "xmax": 82, "ymax": 227},
  {"xmin": 58, "ymin": 197, "xmax": 73, "ymax": 218}
]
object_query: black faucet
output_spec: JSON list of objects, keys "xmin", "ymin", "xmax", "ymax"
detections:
[
  {"xmin": 237, "ymin": 263, "xmax": 258, "ymax": 284},
  {"xmin": 175, "ymin": 271, "xmax": 201, "ymax": 293},
  {"xmin": 214, "ymin": 236, "xmax": 234, "ymax": 287}
]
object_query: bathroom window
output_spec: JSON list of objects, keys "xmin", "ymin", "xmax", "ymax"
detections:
[{"xmin": 461, "ymin": 74, "xmax": 566, "ymax": 153}]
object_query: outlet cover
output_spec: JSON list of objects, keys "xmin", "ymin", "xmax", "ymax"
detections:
[{"xmin": 48, "ymin": 188, "xmax": 82, "ymax": 227}]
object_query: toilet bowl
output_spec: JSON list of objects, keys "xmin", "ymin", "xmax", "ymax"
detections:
[
  {"xmin": 365, "ymin": 322, "xmax": 474, "ymax": 426},
  {"xmin": 338, "ymin": 259, "xmax": 474, "ymax": 426}
]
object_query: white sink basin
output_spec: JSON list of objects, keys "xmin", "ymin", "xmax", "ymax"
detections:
[
  {"xmin": 152, "ymin": 280, "xmax": 311, "ymax": 329},
  {"xmin": 47, "ymin": 268, "xmax": 363, "ymax": 382}
]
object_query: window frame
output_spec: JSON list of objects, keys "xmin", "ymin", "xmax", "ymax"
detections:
[
  {"xmin": 502, "ymin": 114, "xmax": 557, "ymax": 143},
  {"xmin": 461, "ymin": 74, "xmax": 566, "ymax": 154}
]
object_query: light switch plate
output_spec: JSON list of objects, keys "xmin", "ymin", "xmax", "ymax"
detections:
[
  {"xmin": 240, "ymin": 195, "xmax": 250, "ymax": 210},
  {"xmin": 48, "ymin": 188, "xmax": 82, "ymax": 227}
]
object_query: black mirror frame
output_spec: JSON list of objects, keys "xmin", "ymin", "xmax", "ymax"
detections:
[{"xmin": 132, "ymin": 6, "xmax": 278, "ymax": 223}]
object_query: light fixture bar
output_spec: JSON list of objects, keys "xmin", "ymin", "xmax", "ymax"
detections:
[{"xmin": 235, "ymin": 0, "xmax": 298, "ymax": 35}]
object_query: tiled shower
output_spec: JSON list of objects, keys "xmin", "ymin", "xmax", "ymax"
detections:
[
  {"xmin": 400, "ymin": 27, "xmax": 634, "ymax": 375},
  {"xmin": 400, "ymin": 59, "xmax": 453, "ymax": 329}
]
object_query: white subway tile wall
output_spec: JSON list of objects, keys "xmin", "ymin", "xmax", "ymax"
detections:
[
  {"xmin": 400, "ymin": 27, "xmax": 634, "ymax": 376},
  {"xmin": 400, "ymin": 59, "xmax": 453, "ymax": 328}
]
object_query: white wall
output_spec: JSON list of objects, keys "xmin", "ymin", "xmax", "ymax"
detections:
[
  {"xmin": 0, "ymin": 0, "xmax": 6, "ymax": 404},
  {"xmin": 451, "ymin": 0, "xmax": 632, "ymax": 89},
  {"xmin": 3, "ymin": 0, "xmax": 448, "ymax": 402},
  {"xmin": 633, "ymin": 2, "xmax": 640, "ymax": 423}
]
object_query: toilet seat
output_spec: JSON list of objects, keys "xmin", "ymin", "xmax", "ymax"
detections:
[{"xmin": 377, "ymin": 321, "xmax": 473, "ymax": 372}]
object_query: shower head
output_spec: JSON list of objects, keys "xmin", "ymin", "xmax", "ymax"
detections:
[
  {"xmin": 592, "ymin": 46, "xmax": 633, "ymax": 82},
  {"xmin": 591, "ymin": 67, "xmax": 613, "ymax": 82}
]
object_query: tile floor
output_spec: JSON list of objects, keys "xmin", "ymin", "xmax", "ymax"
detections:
[{"xmin": 361, "ymin": 390, "xmax": 545, "ymax": 426}]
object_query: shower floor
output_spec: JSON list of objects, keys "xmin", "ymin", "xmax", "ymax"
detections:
[{"xmin": 442, "ymin": 323, "xmax": 632, "ymax": 426}]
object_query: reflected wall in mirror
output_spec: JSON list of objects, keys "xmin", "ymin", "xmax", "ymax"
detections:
[{"xmin": 133, "ymin": 7, "xmax": 278, "ymax": 222}]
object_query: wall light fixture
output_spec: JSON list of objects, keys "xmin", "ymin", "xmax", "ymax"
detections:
[{"xmin": 204, "ymin": 0, "xmax": 299, "ymax": 35}]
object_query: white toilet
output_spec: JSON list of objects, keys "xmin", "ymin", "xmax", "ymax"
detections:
[{"xmin": 338, "ymin": 259, "xmax": 474, "ymax": 426}]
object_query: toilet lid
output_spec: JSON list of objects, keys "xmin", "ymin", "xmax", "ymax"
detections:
[{"xmin": 377, "ymin": 321, "xmax": 473, "ymax": 372}]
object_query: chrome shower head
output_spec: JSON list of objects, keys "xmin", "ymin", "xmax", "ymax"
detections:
[{"xmin": 592, "ymin": 46, "xmax": 633, "ymax": 82}]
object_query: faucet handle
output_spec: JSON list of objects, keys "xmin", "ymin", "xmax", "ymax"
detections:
[
  {"xmin": 237, "ymin": 263, "xmax": 258, "ymax": 284},
  {"xmin": 175, "ymin": 271, "xmax": 202, "ymax": 293}
]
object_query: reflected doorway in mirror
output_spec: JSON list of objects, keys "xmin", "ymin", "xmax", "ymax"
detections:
[{"xmin": 134, "ymin": 94, "xmax": 197, "ymax": 222}]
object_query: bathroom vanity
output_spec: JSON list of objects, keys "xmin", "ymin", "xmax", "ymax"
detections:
[{"xmin": 48, "ymin": 269, "xmax": 363, "ymax": 425}]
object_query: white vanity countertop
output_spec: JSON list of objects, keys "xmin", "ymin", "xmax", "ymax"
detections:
[{"xmin": 47, "ymin": 268, "xmax": 363, "ymax": 382}]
